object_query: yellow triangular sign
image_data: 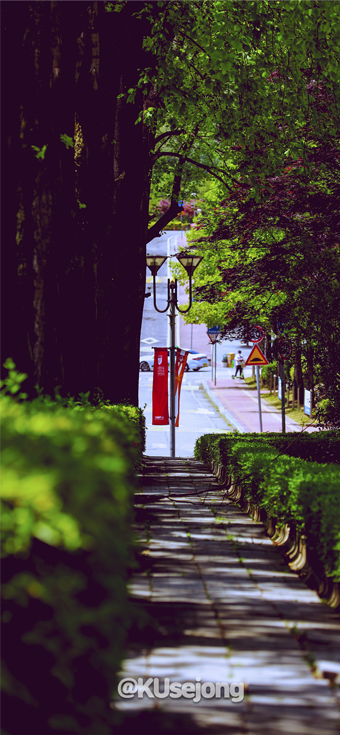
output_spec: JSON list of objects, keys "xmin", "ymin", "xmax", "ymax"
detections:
[{"xmin": 244, "ymin": 343, "xmax": 268, "ymax": 366}]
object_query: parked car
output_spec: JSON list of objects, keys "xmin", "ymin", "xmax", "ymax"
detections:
[
  {"xmin": 139, "ymin": 349, "xmax": 209, "ymax": 372},
  {"xmin": 186, "ymin": 349, "xmax": 211, "ymax": 367},
  {"xmin": 139, "ymin": 354, "xmax": 156, "ymax": 372}
]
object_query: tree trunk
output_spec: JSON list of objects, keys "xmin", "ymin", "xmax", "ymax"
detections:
[
  {"xmin": 75, "ymin": 2, "xmax": 156, "ymax": 405},
  {"xmin": 306, "ymin": 343, "xmax": 314, "ymax": 409},
  {"xmin": 293, "ymin": 343, "xmax": 304, "ymax": 406},
  {"xmin": 1, "ymin": 2, "xmax": 35, "ymax": 390},
  {"xmin": 2, "ymin": 2, "xmax": 82, "ymax": 395},
  {"xmin": 264, "ymin": 330, "xmax": 271, "ymax": 361},
  {"xmin": 2, "ymin": 2, "xmax": 161, "ymax": 405}
]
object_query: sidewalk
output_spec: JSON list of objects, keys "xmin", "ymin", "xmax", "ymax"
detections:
[
  {"xmin": 203, "ymin": 376, "xmax": 318, "ymax": 434},
  {"xmin": 113, "ymin": 457, "xmax": 340, "ymax": 734}
]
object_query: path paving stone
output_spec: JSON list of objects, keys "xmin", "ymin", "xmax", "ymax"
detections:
[{"xmin": 112, "ymin": 457, "xmax": 340, "ymax": 734}]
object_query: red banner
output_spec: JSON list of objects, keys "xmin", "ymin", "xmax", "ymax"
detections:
[
  {"xmin": 175, "ymin": 349, "xmax": 189, "ymax": 427},
  {"xmin": 152, "ymin": 348, "xmax": 169, "ymax": 425}
]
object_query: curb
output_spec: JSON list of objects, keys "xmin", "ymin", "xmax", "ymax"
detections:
[
  {"xmin": 210, "ymin": 461, "xmax": 340, "ymax": 611},
  {"xmin": 201, "ymin": 380, "xmax": 246, "ymax": 433}
]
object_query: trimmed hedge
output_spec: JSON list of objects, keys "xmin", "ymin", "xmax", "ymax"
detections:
[
  {"xmin": 1, "ymin": 394, "xmax": 145, "ymax": 734},
  {"xmin": 195, "ymin": 430, "xmax": 340, "ymax": 467},
  {"xmin": 194, "ymin": 432, "xmax": 340, "ymax": 583}
]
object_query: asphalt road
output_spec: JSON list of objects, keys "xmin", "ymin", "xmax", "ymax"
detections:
[{"xmin": 138, "ymin": 366, "xmax": 235, "ymax": 458}]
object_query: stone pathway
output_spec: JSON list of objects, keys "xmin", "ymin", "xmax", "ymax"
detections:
[{"xmin": 112, "ymin": 457, "xmax": 340, "ymax": 734}]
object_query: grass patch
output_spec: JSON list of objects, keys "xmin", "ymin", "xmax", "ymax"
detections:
[{"xmin": 244, "ymin": 377, "xmax": 317, "ymax": 427}]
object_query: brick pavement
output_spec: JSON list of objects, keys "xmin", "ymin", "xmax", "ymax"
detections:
[
  {"xmin": 204, "ymin": 377, "xmax": 319, "ymax": 434},
  {"xmin": 112, "ymin": 457, "xmax": 340, "ymax": 734}
]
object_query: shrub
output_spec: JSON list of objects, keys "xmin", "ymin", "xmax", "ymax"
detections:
[
  {"xmin": 261, "ymin": 361, "xmax": 277, "ymax": 383},
  {"xmin": 195, "ymin": 430, "xmax": 340, "ymax": 466},
  {"xmin": 194, "ymin": 431, "xmax": 340, "ymax": 582},
  {"xmin": 1, "ymin": 391, "xmax": 144, "ymax": 734}
]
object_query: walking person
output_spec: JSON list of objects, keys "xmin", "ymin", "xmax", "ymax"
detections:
[{"xmin": 234, "ymin": 350, "xmax": 245, "ymax": 379}]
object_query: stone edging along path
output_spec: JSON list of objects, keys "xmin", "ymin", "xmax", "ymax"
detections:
[{"xmin": 210, "ymin": 460, "xmax": 340, "ymax": 611}]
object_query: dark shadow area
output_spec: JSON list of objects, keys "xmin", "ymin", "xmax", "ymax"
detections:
[{"xmin": 110, "ymin": 707, "xmax": 246, "ymax": 735}]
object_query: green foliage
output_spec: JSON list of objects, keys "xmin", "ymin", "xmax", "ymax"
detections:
[
  {"xmin": 318, "ymin": 398, "xmax": 335, "ymax": 423},
  {"xmin": 261, "ymin": 361, "xmax": 277, "ymax": 382},
  {"xmin": 60, "ymin": 134, "xmax": 74, "ymax": 149},
  {"xmin": 31, "ymin": 144, "xmax": 48, "ymax": 160},
  {"xmin": 105, "ymin": 1, "xmax": 126, "ymax": 12},
  {"xmin": 195, "ymin": 431, "xmax": 340, "ymax": 581},
  {"xmin": 0, "ymin": 357, "xmax": 28, "ymax": 398},
  {"xmin": 0, "ymin": 366, "xmax": 146, "ymax": 733}
]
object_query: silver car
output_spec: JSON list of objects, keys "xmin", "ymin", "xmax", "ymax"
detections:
[{"xmin": 139, "ymin": 350, "xmax": 209, "ymax": 372}]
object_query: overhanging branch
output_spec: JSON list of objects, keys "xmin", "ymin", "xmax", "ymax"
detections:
[
  {"xmin": 154, "ymin": 129, "xmax": 185, "ymax": 145},
  {"xmin": 146, "ymin": 155, "xmax": 187, "ymax": 244},
  {"xmin": 154, "ymin": 151, "xmax": 233, "ymax": 190},
  {"xmin": 146, "ymin": 201, "xmax": 182, "ymax": 244},
  {"xmin": 177, "ymin": 29, "xmax": 207, "ymax": 55}
]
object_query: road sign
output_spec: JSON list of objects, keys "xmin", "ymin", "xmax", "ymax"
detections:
[
  {"xmin": 277, "ymin": 320, "xmax": 290, "ymax": 335},
  {"xmin": 244, "ymin": 344, "xmax": 269, "ymax": 366},
  {"xmin": 207, "ymin": 325, "xmax": 221, "ymax": 334},
  {"xmin": 278, "ymin": 338, "xmax": 292, "ymax": 360},
  {"xmin": 246, "ymin": 325, "xmax": 264, "ymax": 343}
]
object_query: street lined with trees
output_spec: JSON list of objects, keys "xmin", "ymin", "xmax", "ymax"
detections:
[{"xmin": 2, "ymin": 4, "xmax": 340, "ymax": 732}]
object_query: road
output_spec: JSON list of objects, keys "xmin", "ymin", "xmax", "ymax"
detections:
[{"xmin": 139, "ymin": 366, "xmax": 241, "ymax": 458}]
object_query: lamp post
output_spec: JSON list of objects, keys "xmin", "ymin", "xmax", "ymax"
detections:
[{"xmin": 146, "ymin": 252, "xmax": 203, "ymax": 458}]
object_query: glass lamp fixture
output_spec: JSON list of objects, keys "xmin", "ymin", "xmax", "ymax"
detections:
[
  {"xmin": 146, "ymin": 255, "xmax": 167, "ymax": 276},
  {"xmin": 176, "ymin": 253, "xmax": 203, "ymax": 278}
]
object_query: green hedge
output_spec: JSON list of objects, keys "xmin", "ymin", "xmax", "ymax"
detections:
[
  {"xmin": 1, "ymin": 394, "xmax": 145, "ymax": 734},
  {"xmin": 195, "ymin": 430, "xmax": 340, "ymax": 466},
  {"xmin": 194, "ymin": 432, "xmax": 340, "ymax": 583}
]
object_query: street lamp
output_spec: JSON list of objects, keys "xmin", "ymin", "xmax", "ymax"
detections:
[{"xmin": 146, "ymin": 252, "xmax": 203, "ymax": 458}]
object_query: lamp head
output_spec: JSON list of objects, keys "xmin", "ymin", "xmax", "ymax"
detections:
[
  {"xmin": 146, "ymin": 255, "xmax": 167, "ymax": 276},
  {"xmin": 176, "ymin": 252, "xmax": 203, "ymax": 278}
]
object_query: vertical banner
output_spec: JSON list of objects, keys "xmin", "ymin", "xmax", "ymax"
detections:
[
  {"xmin": 152, "ymin": 348, "xmax": 169, "ymax": 425},
  {"xmin": 175, "ymin": 349, "xmax": 189, "ymax": 427}
]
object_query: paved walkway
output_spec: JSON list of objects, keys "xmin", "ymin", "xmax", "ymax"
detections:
[
  {"xmin": 113, "ymin": 458, "xmax": 340, "ymax": 734},
  {"xmin": 203, "ymin": 376, "xmax": 319, "ymax": 434}
]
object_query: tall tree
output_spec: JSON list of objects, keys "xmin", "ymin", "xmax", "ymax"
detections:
[{"xmin": 2, "ymin": 1, "xmax": 340, "ymax": 404}]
